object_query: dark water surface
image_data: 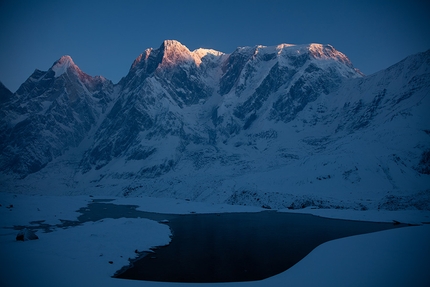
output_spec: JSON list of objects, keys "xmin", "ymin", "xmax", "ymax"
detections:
[
  {"xmin": 16, "ymin": 200, "xmax": 405, "ymax": 283},
  {"xmin": 82, "ymin": 202, "xmax": 403, "ymax": 283}
]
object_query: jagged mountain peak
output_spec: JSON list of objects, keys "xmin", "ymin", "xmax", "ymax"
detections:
[
  {"xmin": 51, "ymin": 55, "xmax": 80, "ymax": 77},
  {"xmin": 55, "ymin": 54, "xmax": 74, "ymax": 63},
  {"xmin": 158, "ymin": 39, "xmax": 196, "ymax": 68},
  {"xmin": 161, "ymin": 39, "xmax": 186, "ymax": 49},
  {"xmin": 122, "ymin": 41, "xmax": 226, "ymax": 89},
  {"xmin": 227, "ymin": 42, "xmax": 355, "ymax": 67},
  {"xmin": 191, "ymin": 48, "xmax": 225, "ymax": 66},
  {"xmin": 130, "ymin": 49, "xmax": 152, "ymax": 70},
  {"xmin": 128, "ymin": 40, "xmax": 358, "ymax": 79},
  {"xmin": 192, "ymin": 48, "xmax": 224, "ymax": 57},
  {"xmin": 58, "ymin": 42, "xmax": 356, "ymax": 83},
  {"xmin": 307, "ymin": 43, "xmax": 353, "ymax": 66},
  {"xmin": 1, "ymin": 42, "xmax": 428, "ymax": 212},
  {"xmin": 269, "ymin": 43, "xmax": 353, "ymax": 65},
  {"xmin": 127, "ymin": 40, "xmax": 193, "ymax": 73}
]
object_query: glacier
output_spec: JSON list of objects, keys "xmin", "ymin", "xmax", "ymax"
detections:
[{"xmin": 0, "ymin": 40, "xmax": 429, "ymax": 212}]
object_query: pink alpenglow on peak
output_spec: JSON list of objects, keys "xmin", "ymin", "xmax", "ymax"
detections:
[
  {"xmin": 51, "ymin": 55, "xmax": 78, "ymax": 77},
  {"xmin": 308, "ymin": 43, "xmax": 353, "ymax": 66},
  {"xmin": 191, "ymin": 48, "xmax": 224, "ymax": 67},
  {"xmin": 131, "ymin": 40, "xmax": 225, "ymax": 71},
  {"xmin": 159, "ymin": 40, "xmax": 195, "ymax": 68}
]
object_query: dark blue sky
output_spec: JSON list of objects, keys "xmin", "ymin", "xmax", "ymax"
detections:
[{"xmin": 1, "ymin": 0, "xmax": 429, "ymax": 92}]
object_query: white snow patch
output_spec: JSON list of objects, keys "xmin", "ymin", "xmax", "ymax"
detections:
[
  {"xmin": 280, "ymin": 207, "xmax": 430, "ymax": 225},
  {"xmin": 0, "ymin": 193, "xmax": 90, "ymax": 226},
  {"xmin": 265, "ymin": 225, "xmax": 430, "ymax": 287},
  {"xmin": 0, "ymin": 217, "xmax": 171, "ymax": 287}
]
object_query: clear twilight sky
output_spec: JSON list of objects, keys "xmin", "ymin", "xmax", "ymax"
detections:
[{"xmin": 0, "ymin": 0, "xmax": 429, "ymax": 92}]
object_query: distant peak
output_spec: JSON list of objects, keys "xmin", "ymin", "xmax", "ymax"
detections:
[
  {"xmin": 160, "ymin": 39, "xmax": 190, "ymax": 54},
  {"xmin": 158, "ymin": 40, "xmax": 194, "ymax": 68},
  {"xmin": 54, "ymin": 55, "xmax": 75, "ymax": 67},
  {"xmin": 192, "ymin": 48, "xmax": 224, "ymax": 57},
  {"xmin": 191, "ymin": 48, "xmax": 224, "ymax": 66},
  {"xmin": 276, "ymin": 43, "xmax": 296, "ymax": 49},
  {"xmin": 308, "ymin": 43, "xmax": 334, "ymax": 56},
  {"xmin": 162, "ymin": 39, "xmax": 184, "ymax": 48},
  {"xmin": 307, "ymin": 43, "xmax": 352, "ymax": 66},
  {"xmin": 51, "ymin": 55, "xmax": 78, "ymax": 77}
]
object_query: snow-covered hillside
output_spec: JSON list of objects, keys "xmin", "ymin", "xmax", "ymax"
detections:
[{"xmin": 0, "ymin": 40, "xmax": 429, "ymax": 211}]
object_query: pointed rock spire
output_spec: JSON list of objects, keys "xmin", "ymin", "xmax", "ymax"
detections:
[
  {"xmin": 158, "ymin": 40, "xmax": 194, "ymax": 68},
  {"xmin": 51, "ymin": 55, "xmax": 79, "ymax": 77}
]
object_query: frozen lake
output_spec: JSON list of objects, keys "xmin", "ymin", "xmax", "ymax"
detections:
[
  {"xmin": 2, "ymin": 194, "xmax": 429, "ymax": 287},
  {"xmin": 67, "ymin": 201, "xmax": 403, "ymax": 283}
]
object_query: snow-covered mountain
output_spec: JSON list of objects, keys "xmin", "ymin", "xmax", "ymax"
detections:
[
  {"xmin": 1, "ymin": 40, "xmax": 429, "ymax": 211},
  {"xmin": 0, "ymin": 56, "xmax": 114, "ymax": 176}
]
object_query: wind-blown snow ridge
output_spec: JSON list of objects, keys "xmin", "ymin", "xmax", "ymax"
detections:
[{"xmin": 191, "ymin": 48, "xmax": 225, "ymax": 66}]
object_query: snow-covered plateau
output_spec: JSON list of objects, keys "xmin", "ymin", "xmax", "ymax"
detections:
[{"xmin": 0, "ymin": 40, "xmax": 429, "ymax": 286}]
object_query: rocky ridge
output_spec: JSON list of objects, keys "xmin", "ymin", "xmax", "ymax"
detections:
[{"xmin": 0, "ymin": 40, "xmax": 429, "ymax": 211}]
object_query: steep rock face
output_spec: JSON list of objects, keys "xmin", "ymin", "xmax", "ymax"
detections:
[
  {"xmin": 120, "ymin": 40, "xmax": 224, "ymax": 105},
  {"xmin": 77, "ymin": 45, "xmax": 429, "ymax": 210},
  {"xmin": 80, "ymin": 41, "xmax": 362, "ymax": 177},
  {"xmin": 213, "ymin": 44, "xmax": 361, "ymax": 139},
  {"xmin": 0, "ymin": 56, "xmax": 114, "ymax": 176},
  {"xmin": 80, "ymin": 40, "xmax": 226, "ymax": 173},
  {"xmin": 333, "ymin": 49, "xmax": 430, "ymax": 134}
]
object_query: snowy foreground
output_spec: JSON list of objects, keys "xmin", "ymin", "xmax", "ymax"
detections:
[{"xmin": 1, "ymin": 193, "xmax": 429, "ymax": 287}]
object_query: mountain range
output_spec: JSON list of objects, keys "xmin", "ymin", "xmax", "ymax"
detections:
[{"xmin": 1, "ymin": 40, "xmax": 429, "ymax": 211}]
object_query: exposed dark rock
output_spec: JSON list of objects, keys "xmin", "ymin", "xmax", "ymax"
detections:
[
  {"xmin": 16, "ymin": 228, "xmax": 39, "ymax": 241},
  {"xmin": 417, "ymin": 149, "xmax": 430, "ymax": 175}
]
